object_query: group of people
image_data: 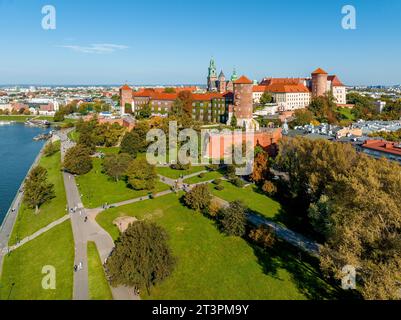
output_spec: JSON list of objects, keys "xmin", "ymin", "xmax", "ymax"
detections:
[{"xmin": 74, "ymin": 261, "xmax": 83, "ymax": 272}]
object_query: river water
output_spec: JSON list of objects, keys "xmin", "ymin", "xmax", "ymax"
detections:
[{"xmin": 0, "ymin": 123, "xmax": 48, "ymax": 225}]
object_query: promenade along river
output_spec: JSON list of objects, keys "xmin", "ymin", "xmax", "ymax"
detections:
[{"xmin": 0, "ymin": 123, "xmax": 48, "ymax": 225}]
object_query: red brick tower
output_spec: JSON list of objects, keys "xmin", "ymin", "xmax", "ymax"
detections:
[
  {"xmin": 233, "ymin": 75, "xmax": 253, "ymax": 120},
  {"xmin": 119, "ymin": 84, "xmax": 133, "ymax": 114},
  {"xmin": 311, "ymin": 68, "xmax": 328, "ymax": 98}
]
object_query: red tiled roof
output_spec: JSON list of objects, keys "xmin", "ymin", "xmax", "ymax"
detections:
[
  {"xmin": 253, "ymin": 85, "xmax": 269, "ymax": 92},
  {"xmin": 328, "ymin": 75, "xmax": 345, "ymax": 86},
  {"xmin": 260, "ymin": 78, "xmax": 304, "ymax": 86},
  {"xmin": 192, "ymin": 93, "xmax": 223, "ymax": 101},
  {"xmin": 120, "ymin": 84, "xmax": 132, "ymax": 90},
  {"xmin": 234, "ymin": 75, "xmax": 253, "ymax": 84},
  {"xmin": 362, "ymin": 140, "xmax": 401, "ymax": 157},
  {"xmin": 265, "ymin": 83, "xmax": 310, "ymax": 93},
  {"xmin": 311, "ymin": 68, "xmax": 328, "ymax": 75}
]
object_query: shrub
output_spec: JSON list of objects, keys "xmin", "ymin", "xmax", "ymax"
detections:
[
  {"xmin": 215, "ymin": 185, "xmax": 224, "ymax": 191},
  {"xmin": 198, "ymin": 172, "xmax": 205, "ymax": 178},
  {"xmin": 213, "ymin": 179, "xmax": 222, "ymax": 185},
  {"xmin": 43, "ymin": 141, "xmax": 60, "ymax": 157},
  {"xmin": 207, "ymin": 198, "xmax": 222, "ymax": 218},
  {"xmin": 170, "ymin": 163, "xmax": 190, "ymax": 171},
  {"xmin": 249, "ymin": 225, "xmax": 276, "ymax": 249},
  {"xmin": 262, "ymin": 180, "xmax": 277, "ymax": 196},
  {"xmin": 231, "ymin": 177, "xmax": 245, "ymax": 188},
  {"xmin": 220, "ymin": 200, "xmax": 247, "ymax": 237},
  {"xmin": 183, "ymin": 184, "xmax": 211, "ymax": 212}
]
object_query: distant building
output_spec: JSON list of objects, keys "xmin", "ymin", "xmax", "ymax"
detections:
[{"xmin": 359, "ymin": 139, "xmax": 401, "ymax": 163}]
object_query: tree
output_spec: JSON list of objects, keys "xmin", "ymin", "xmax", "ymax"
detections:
[
  {"xmin": 250, "ymin": 151, "xmax": 270, "ymax": 184},
  {"xmin": 102, "ymin": 153, "xmax": 132, "ymax": 181},
  {"xmin": 133, "ymin": 122, "xmax": 150, "ymax": 153},
  {"xmin": 230, "ymin": 115, "xmax": 238, "ymax": 128},
  {"xmin": 177, "ymin": 90, "xmax": 193, "ymax": 115},
  {"xmin": 249, "ymin": 225, "xmax": 276, "ymax": 249},
  {"xmin": 120, "ymin": 131, "xmax": 141, "ymax": 157},
  {"xmin": 262, "ymin": 180, "xmax": 277, "ymax": 196},
  {"xmin": 276, "ymin": 136, "xmax": 401, "ymax": 299},
  {"xmin": 259, "ymin": 92, "xmax": 273, "ymax": 105},
  {"xmin": 53, "ymin": 110, "xmax": 65, "ymax": 122},
  {"xmin": 105, "ymin": 221, "xmax": 176, "ymax": 294},
  {"xmin": 138, "ymin": 103, "xmax": 152, "ymax": 119},
  {"xmin": 63, "ymin": 145, "xmax": 93, "ymax": 175},
  {"xmin": 293, "ymin": 109, "xmax": 314, "ymax": 126},
  {"xmin": 220, "ymin": 200, "xmax": 247, "ymax": 236},
  {"xmin": 183, "ymin": 184, "xmax": 211, "ymax": 212},
  {"xmin": 126, "ymin": 158, "xmax": 157, "ymax": 190},
  {"xmin": 43, "ymin": 141, "xmax": 60, "ymax": 157},
  {"xmin": 23, "ymin": 166, "xmax": 55, "ymax": 213}
]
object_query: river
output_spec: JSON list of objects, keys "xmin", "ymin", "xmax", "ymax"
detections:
[{"xmin": 0, "ymin": 123, "xmax": 49, "ymax": 225}]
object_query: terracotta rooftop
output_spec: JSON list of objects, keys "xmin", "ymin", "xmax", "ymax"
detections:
[
  {"xmin": 311, "ymin": 68, "xmax": 328, "ymax": 75},
  {"xmin": 265, "ymin": 83, "xmax": 311, "ymax": 93},
  {"xmin": 328, "ymin": 75, "xmax": 345, "ymax": 87},
  {"xmin": 120, "ymin": 84, "xmax": 132, "ymax": 90},
  {"xmin": 234, "ymin": 75, "xmax": 253, "ymax": 84},
  {"xmin": 362, "ymin": 140, "xmax": 401, "ymax": 157}
]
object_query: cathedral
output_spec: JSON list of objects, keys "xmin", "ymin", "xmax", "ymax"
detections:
[{"xmin": 207, "ymin": 58, "xmax": 238, "ymax": 93}]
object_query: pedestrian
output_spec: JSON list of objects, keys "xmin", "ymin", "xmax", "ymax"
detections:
[{"xmin": 74, "ymin": 265, "xmax": 77, "ymax": 272}]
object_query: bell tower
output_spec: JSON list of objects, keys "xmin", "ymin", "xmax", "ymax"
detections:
[{"xmin": 207, "ymin": 58, "xmax": 218, "ymax": 91}]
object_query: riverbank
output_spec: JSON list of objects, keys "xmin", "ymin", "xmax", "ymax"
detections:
[{"xmin": 0, "ymin": 137, "xmax": 49, "ymax": 275}]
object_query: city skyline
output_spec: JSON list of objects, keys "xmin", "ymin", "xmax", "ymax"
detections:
[{"xmin": 0, "ymin": 0, "xmax": 401, "ymax": 85}]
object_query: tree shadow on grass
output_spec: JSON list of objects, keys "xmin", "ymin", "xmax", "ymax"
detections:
[{"xmin": 256, "ymin": 240, "xmax": 361, "ymax": 300}]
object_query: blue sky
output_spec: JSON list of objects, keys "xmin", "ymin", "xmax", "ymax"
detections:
[{"xmin": 0, "ymin": 0, "xmax": 400, "ymax": 85}]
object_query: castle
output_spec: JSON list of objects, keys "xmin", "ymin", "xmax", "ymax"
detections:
[{"xmin": 207, "ymin": 57, "xmax": 239, "ymax": 93}]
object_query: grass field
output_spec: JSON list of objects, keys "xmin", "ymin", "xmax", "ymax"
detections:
[
  {"xmin": 9, "ymin": 145, "xmax": 67, "ymax": 246},
  {"xmin": 96, "ymin": 193, "xmax": 336, "ymax": 300},
  {"xmin": 209, "ymin": 180, "xmax": 282, "ymax": 220},
  {"xmin": 183, "ymin": 171, "xmax": 223, "ymax": 184},
  {"xmin": 336, "ymin": 107, "xmax": 356, "ymax": 121},
  {"xmin": 76, "ymin": 158, "xmax": 170, "ymax": 208},
  {"xmin": 0, "ymin": 115, "xmax": 36, "ymax": 122},
  {"xmin": 87, "ymin": 241, "xmax": 113, "ymax": 300},
  {"xmin": 0, "ymin": 221, "xmax": 74, "ymax": 300},
  {"xmin": 156, "ymin": 165, "xmax": 207, "ymax": 179}
]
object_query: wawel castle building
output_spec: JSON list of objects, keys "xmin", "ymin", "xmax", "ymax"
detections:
[
  {"xmin": 120, "ymin": 60, "xmax": 346, "ymax": 127},
  {"xmin": 253, "ymin": 67, "xmax": 347, "ymax": 111}
]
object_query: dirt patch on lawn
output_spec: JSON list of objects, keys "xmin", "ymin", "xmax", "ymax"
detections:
[{"xmin": 113, "ymin": 216, "xmax": 138, "ymax": 233}]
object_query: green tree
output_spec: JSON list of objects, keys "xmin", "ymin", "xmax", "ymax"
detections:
[
  {"xmin": 120, "ymin": 131, "xmax": 141, "ymax": 157},
  {"xmin": 293, "ymin": 109, "xmax": 314, "ymax": 126},
  {"xmin": 183, "ymin": 184, "xmax": 212, "ymax": 212},
  {"xmin": 53, "ymin": 110, "xmax": 65, "ymax": 122},
  {"xmin": 126, "ymin": 158, "xmax": 157, "ymax": 190},
  {"xmin": 63, "ymin": 145, "xmax": 93, "ymax": 175},
  {"xmin": 102, "ymin": 153, "xmax": 132, "ymax": 181},
  {"xmin": 220, "ymin": 200, "xmax": 247, "ymax": 237},
  {"xmin": 23, "ymin": 166, "xmax": 55, "ymax": 213},
  {"xmin": 105, "ymin": 221, "xmax": 176, "ymax": 294},
  {"xmin": 259, "ymin": 92, "xmax": 273, "ymax": 105},
  {"xmin": 43, "ymin": 141, "xmax": 60, "ymax": 157},
  {"xmin": 230, "ymin": 115, "xmax": 238, "ymax": 128}
]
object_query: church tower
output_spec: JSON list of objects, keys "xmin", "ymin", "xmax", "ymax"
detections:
[
  {"xmin": 207, "ymin": 58, "xmax": 218, "ymax": 91},
  {"xmin": 217, "ymin": 70, "xmax": 226, "ymax": 93}
]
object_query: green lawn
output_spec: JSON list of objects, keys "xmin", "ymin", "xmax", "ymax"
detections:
[
  {"xmin": 67, "ymin": 130, "xmax": 80, "ymax": 142},
  {"xmin": 209, "ymin": 180, "xmax": 282, "ymax": 220},
  {"xmin": 9, "ymin": 145, "xmax": 67, "ymax": 246},
  {"xmin": 0, "ymin": 221, "xmax": 74, "ymax": 300},
  {"xmin": 156, "ymin": 165, "xmax": 207, "ymax": 179},
  {"xmin": 87, "ymin": 241, "xmax": 113, "ymax": 300},
  {"xmin": 76, "ymin": 158, "xmax": 170, "ymax": 208},
  {"xmin": 0, "ymin": 115, "xmax": 35, "ymax": 122},
  {"xmin": 96, "ymin": 194, "xmax": 336, "ymax": 300},
  {"xmin": 336, "ymin": 107, "xmax": 356, "ymax": 121},
  {"xmin": 183, "ymin": 171, "xmax": 223, "ymax": 184}
]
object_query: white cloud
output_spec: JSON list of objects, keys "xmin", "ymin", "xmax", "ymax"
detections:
[{"xmin": 57, "ymin": 43, "xmax": 129, "ymax": 54}]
